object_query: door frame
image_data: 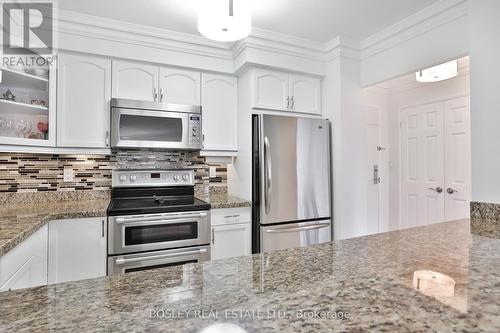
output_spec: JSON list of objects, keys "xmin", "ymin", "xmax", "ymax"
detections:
[{"xmin": 398, "ymin": 93, "xmax": 470, "ymax": 228}]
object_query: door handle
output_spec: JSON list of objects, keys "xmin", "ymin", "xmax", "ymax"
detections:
[
  {"xmin": 264, "ymin": 136, "xmax": 272, "ymax": 215},
  {"xmin": 447, "ymin": 188, "xmax": 458, "ymax": 194},
  {"xmin": 266, "ymin": 222, "xmax": 330, "ymax": 234},
  {"xmin": 428, "ymin": 187, "xmax": 443, "ymax": 193}
]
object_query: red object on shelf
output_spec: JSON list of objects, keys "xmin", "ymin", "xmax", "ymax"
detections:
[{"xmin": 37, "ymin": 122, "xmax": 48, "ymax": 133}]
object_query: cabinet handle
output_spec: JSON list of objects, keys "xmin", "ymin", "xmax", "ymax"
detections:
[
  {"xmin": 160, "ymin": 88, "xmax": 164, "ymax": 102},
  {"xmin": 202, "ymin": 134, "xmax": 205, "ymax": 149},
  {"xmin": 154, "ymin": 88, "xmax": 158, "ymax": 101},
  {"xmin": 223, "ymin": 214, "xmax": 241, "ymax": 219},
  {"xmin": 286, "ymin": 96, "xmax": 290, "ymax": 109},
  {"xmin": 101, "ymin": 219, "xmax": 105, "ymax": 238},
  {"xmin": 105, "ymin": 131, "xmax": 109, "ymax": 147},
  {"xmin": 211, "ymin": 228, "xmax": 215, "ymax": 245},
  {"xmin": 291, "ymin": 96, "xmax": 295, "ymax": 109}
]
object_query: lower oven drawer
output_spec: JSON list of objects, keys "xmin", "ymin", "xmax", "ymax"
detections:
[
  {"xmin": 107, "ymin": 245, "xmax": 210, "ymax": 276},
  {"xmin": 108, "ymin": 210, "xmax": 210, "ymax": 255}
]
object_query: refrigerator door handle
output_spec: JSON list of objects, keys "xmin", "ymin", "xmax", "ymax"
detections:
[
  {"xmin": 265, "ymin": 222, "xmax": 331, "ymax": 233},
  {"xmin": 264, "ymin": 136, "xmax": 272, "ymax": 215}
]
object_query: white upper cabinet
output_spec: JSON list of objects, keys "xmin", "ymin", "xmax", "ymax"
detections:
[
  {"xmin": 57, "ymin": 53, "xmax": 111, "ymax": 148},
  {"xmin": 48, "ymin": 218, "xmax": 107, "ymax": 284},
  {"xmin": 112, "ymin": 61, "xmax": 158, "ymax": 101},
  {"xmin": 253, "ymin": 68, "xmax": 289, "ymax": 111},
  {"xmin": 252, "ymin": 68, "xmax": 322, "ymax": 115},
  {"xmin": 289, "ymin": 74, "xmax": 321, "ymax": 115},
  {"xmin": 201, "ymin": 73, "xmax": 237, "ymax": 153},
  {"xmin": 159, "ymin": 67, "xmax": 201, "ymax": 105}
]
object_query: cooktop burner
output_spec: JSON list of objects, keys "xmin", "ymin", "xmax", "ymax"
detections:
[
  {"xmin": 107, "ymin": 196, "xmax": 210, "ymax": 216},
  {"xmin": 108, "ymin": 170, "xmax": 210, "ymax": 216}
]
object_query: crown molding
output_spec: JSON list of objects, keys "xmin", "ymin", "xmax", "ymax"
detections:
[
  {"xmin": 360, "ymin": 0, "xmax": 468, "ymax": 60},
  {"xmin": 56, "ymin": 9, "xmax": 234, "ymax": 60},
  {"xmin": 53, "ymin": 2, "xmax": 468, "ymax": 74}
]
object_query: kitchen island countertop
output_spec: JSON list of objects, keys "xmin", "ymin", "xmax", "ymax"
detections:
[{"xmin": 1, "ymin": 218, "xmax": 499, "ymax": 332}]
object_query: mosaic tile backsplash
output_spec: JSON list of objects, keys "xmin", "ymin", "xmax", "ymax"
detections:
[{"xmin": 0, "ymin": 151, "xmax": 227, "ymax": 195}]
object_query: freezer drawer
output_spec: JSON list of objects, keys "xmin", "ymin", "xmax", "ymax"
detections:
[{"xmin": 260, "ymin": 220, "xmax": 331, "ymax": 252}]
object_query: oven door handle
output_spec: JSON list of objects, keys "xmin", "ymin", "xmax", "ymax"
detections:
[
  {"xmin": 115, "ymin": 212, "xmax": 207, "ymax": 224},
  {"xmin": 115, "ymin": 248, "xmax": 208, "ymax": 265}
]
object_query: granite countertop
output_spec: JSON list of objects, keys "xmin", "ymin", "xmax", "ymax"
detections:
[
  {"xmin": 1, "ymin": 218, "xmax": 499, "ymax": 332},
  {"xmin": 0, "ymin": 193, "xmax": 250, "ymax": 258},
  {"xmin": 0, "ymin": 199, "xmax": 110, "ymax": 257},
  {"xmin": 196, "ymin": 193, "xmax": 252, "ymax": 209}
]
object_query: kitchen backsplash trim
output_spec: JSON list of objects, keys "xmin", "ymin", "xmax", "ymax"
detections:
[{"xmin": 0, "ymin": 150, "xmax": 227, "ymax": 197}]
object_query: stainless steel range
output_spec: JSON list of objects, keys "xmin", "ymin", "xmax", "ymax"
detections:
[{"xmin": 107, "ymin": 169, "xmax": 211, "ymax": 275}]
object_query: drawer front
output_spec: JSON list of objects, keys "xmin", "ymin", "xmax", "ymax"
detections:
[{"xmin": 211, "ymin": 207, "xmax": 251, "ymax": 226}]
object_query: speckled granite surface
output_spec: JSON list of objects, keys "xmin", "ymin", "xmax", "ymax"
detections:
[
  {"xmin": 470, "ymin": 201, "xmax": 500, "ymax": 221},
  {"xmin": 1, "ymin": 219, "xmax": 499, "ymax": 332},
  {"xmin": 196, "ymin": 194, "xmax": 252, "ymax": 209},
  {"xmin": 0, "ymin": 199, "xmax": 109, "ymax": 257}
]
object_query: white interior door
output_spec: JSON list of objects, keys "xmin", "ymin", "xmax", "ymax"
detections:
[
  {"xmin": 401, "ymin": 102, "xmax": 445, "ymax": 228},
  {"xmin": 366, "ymin": 106, "xmax": 381, "ymax": 234},
  {"xmin": 444, "ymin": 97, "xmax": 471, "ymax": 220}
]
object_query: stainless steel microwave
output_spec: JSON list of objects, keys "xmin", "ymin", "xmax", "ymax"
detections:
[{"xmin": 110, "ymin": 98, "xmax": 202, "ymax": 150}]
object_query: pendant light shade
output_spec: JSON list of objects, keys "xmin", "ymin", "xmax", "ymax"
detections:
[
  {"xmin": 198, "ymin": 0, "xmax": 251, "ymax": 42},
  {"xmin": 416, "ymin": 60, "xmax": 458, "ymax": 83}
]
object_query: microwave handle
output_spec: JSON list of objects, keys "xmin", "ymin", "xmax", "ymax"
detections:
[{"xmin": 115, "ymin": 248, "xmax": 207, "ymax": 265}]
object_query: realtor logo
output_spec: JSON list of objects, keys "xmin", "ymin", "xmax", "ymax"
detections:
[{"xmin": 2, "ymin": 2, "xmax": 53, "ymax": 54}]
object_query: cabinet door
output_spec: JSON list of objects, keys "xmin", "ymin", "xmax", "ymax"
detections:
[
  {"xmin": 48, "ymin": 218, "xmax": 107, "ymax": 284},
  {"xmin": 201, "ymin": 73, "xmax": 237, "ymax": 152},
  {"xmin": 0, "ymin": 225, "xmax": 47, "ymax": 292},
  {"xmin": 289, "ymin": 74, "xmax": 321, "ymax": 115},
  {"xmin": 112, "ymin": 60, "xmax": 158, "ymax": 101},
  {"xmin": 253, "ymin": 69, "xmax": 289, "ymax": 111},
  {"xmin": 211, "ymin": 223, "xmax": 251, "ymax": 260},
  {"xmin": 159, "ymin": 67, "xmax": 201, "ymax": 105},
  {"xmin": 57, "ymin": 53, "xmax": 111, "ymax": 148}
]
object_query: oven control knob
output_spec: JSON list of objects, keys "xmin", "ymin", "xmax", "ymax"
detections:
[
  {"xmin": 129, "ymin": 175, "xmax": 137, "ymax": 182},
  {"xmin": 182, "ymin": 174, "xmax": 189, "ymax": 180},
  {"xmin": 119, "ymin": 175, "xmax": 127, "ymax": 182},
  {"xmin": 173, "ymin": 175, "xmax": 180, "ymax": 181}
]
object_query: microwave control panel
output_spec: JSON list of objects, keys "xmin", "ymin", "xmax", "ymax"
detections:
[{"xmin": 188, "ymin": 114, "xmax": 202, "ymax": 148}]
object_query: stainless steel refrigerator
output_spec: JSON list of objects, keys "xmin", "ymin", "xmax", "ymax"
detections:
[{"xmin": 252, "ymin": 114, "xmax": 332, "ymax": 253}]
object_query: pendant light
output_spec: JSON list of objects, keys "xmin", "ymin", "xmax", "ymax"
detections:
[
  {"xmin": 416, "ymin": 60, "xmax": 458, "ymax": 83},
  {"xmin": 198, "ymin": 0, "xmax": 251, "ymax": 42}
]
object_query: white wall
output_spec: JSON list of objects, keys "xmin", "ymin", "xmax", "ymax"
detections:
[
  {"xmin": 323, "ymin": 56, "xmax": 372, "ymax": 240},
  {"xmin": 469, "ymin": 0, "xmax": 500, "ymax": 204}
]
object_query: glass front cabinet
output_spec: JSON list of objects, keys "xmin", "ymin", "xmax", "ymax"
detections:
[{"xmin": 0, "ymin": 57, "xmax": 56, "ymax": 147}]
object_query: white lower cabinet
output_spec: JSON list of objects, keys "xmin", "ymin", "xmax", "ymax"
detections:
[
  {"xmin": 48, "ymin": 217, "xmax": 107, "ymax": 284},
  {"xmin": 0, "ymin": 225, "xmax": 48, "ymax": 292},
  {"xmin": 211, "ymin": 207, "xmax": 252, "ymax": 260}
]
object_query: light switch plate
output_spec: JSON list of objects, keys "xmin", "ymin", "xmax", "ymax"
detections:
[
  {"xmin": 63, "ymin": 168, "xmax": 74, "ymax": 182},
  {"xmin": 209, "ymin": 166, "xmax": 217, "ymax": 178}
]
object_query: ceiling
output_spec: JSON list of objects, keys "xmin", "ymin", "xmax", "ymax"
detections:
[{"xmin": 59, "ymin": 0, "xmax": 440, "ymax": 43}]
